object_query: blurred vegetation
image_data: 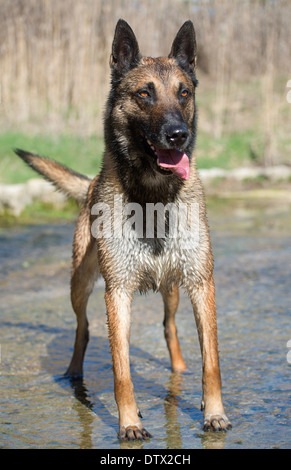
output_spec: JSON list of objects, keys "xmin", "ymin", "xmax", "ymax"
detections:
[
  {"xmin": 0, "ymin": 132, "xmax": 103, "ymax": 183},
  {"xmin": 0, "ymin": 129, "xmax": 257, "ymax": 184},
  {"xmin": 0, "ymin": 198, "xmax": 79, "ymax": 227},
  {"xmin": 0, "ymin": 0, "xmax": 291, "ymax": 183}
]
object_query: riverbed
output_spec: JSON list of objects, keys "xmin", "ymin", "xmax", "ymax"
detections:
[{"xmin": 0, "ymin": 196, "xmax": 290, "ymax": 449}]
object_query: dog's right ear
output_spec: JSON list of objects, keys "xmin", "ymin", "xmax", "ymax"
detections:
[{"xmin": 110, "ymin": 19, "xmax": 140, "ymax": 77}]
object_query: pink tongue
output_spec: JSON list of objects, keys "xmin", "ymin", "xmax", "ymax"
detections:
[{"xmin": 156, "ymin": 149, "xmax": 190, "ymax": 180}]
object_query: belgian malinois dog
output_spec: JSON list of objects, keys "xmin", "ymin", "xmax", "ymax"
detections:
[{"xmin": 15, "ymin": 19, "xmax": 231, "ymax": 440}]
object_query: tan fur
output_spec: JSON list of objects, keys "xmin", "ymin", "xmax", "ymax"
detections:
[
  {"xmin": 14, "ymin": 149, "xmax": 91, "ymax": 203},
  {"xmin": 162, "ymin": 284, "xmax": 186, "ymax": 373},
  {"xmin": 15, "ymin": 20, "xmax": 231, "ymax": 439}
]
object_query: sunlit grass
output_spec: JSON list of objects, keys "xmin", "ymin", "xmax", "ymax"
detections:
[{"xmin": 0, "ymin": 132, "xmax": 104, "ymax": 184}]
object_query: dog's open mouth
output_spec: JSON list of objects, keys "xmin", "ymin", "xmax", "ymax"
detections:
[{"xmin": 143, "ymin": 136, "xmax": 190, "ymax": 180}]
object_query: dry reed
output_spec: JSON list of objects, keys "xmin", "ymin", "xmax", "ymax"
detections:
[{"xmin": 0, "ymin": 0, "xmax": 290, "ymax": 163}]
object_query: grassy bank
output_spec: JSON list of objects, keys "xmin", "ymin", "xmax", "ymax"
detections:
[
  {"xmin": 0, "ymin": 199, "xmax": 79, "ymax": 228},
  {"xmin": 0, "ymin": 129, "xmax": 261, "ymax": 185},
  {"xmin": 2, "ymin": 187, "xmax": 290, "ymax": 229},
  {"xmin": 0, "ymin": 132, "xmax": 104, "ymax": 184},
  {"xmin": 1, "ymin": 128, "xmax": 290, "ymax": 225}
]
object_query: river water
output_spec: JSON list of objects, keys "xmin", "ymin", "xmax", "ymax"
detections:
[{"xmin": 0, "ymin": 197, "xmax": 290, "ymax": 449}]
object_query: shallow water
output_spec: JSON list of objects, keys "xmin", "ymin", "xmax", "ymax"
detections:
[{"xmin": 0, "ymin": 198, "xmax": 290, "ymax": 449}]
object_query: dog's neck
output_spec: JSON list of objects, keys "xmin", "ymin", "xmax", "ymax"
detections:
[{"xmin": 104, "ymin": 149, "xmax": 187, "ymax": 205}]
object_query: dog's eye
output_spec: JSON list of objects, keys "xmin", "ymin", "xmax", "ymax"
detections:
[
  {"xmin": 181, "ymin": 90, "xmax": 189, "ymax": 98},
  {"xmin": 138, "ymin": 90, "xmax": 150, "ymax": 98}
]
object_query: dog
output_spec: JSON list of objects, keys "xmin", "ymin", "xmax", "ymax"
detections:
[{"xmin": 15, "ymin": 19, "xmax": 231, "ymax": 440}]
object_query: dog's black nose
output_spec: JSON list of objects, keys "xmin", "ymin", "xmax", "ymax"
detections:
[{"xmin": 166, "ymin": 126, "xmax": 189, "ymax": 148}]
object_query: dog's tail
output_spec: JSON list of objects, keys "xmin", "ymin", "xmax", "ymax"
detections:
[{"xmin": 14, "ymin": 149, "xmax": 92, "ymax": 204}]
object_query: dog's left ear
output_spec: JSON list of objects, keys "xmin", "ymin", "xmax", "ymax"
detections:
[
  {"xmin": 169, "ymin": 21, "xmax": 197, "ymax": 73},
  {"xmin": 110, "ymin": 19, "xmax": 140, "ymax": 77}
]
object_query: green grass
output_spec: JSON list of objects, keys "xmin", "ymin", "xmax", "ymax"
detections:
[
  {"xmin": 0, "ymin": 128, "xmax": 287, "ymax": 223},
  {"xmin": 0, "ymin": 132, "xmax": 104, "ymax": 184},
  {"xmin": 0, "ymin": 129, "xmax": 260, "ymax": 185},
  {"xmin": 195, "ymin": 129, "xmax": 262, "ymax": 169},
  {"xmin": 0, "ymin": 199, "xmax": 79, "ymax": 227}
]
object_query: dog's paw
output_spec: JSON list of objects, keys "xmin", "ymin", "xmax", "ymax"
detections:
[
  {"xmin": 118, "ymin": 425, "xmax": 152, "ymax": 441},
  {"xmin": 203, "ymin": 413, "xmax": 232, "ymax": 432}
]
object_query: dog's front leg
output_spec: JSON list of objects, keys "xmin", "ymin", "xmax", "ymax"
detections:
[
  {"xmin": 105, "ymin": 287, "xmax": 152, "ymax": 440},
  {"xmin": 188, "ymin": 277, "xmax": 232, "ymax": 431}
]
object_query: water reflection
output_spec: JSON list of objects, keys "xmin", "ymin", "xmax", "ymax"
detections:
[
  {"xmin": 164, "ymin": 373, "xmax": 184, "ymax": 448},
  {"xmin": 163, "ymin": 372, "xmax": 227, "ymax": 449},
  {"xmin": 69, "ymin": 377, "xmax": 94, "ymax": 410},
  {"xmin": 1, "ymin": 199, "xmax": 291, "ymax": 448},
  {"xmin": 69, "ymin": 378, "xmax": 95, "ymax": 449},
  {"xmin": 66, "ymin": 369, "xmax": 227, "ymax": 449},
  {"xmin": 200, "ymin": 431, "xmax": 226, "ymax": 449}
]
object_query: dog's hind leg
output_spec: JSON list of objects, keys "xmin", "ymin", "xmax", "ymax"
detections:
[
  {"xmin": 162, "ymin": 284, "xmax": 187, "ymax": 373},
  {"xmin": 65, "ymin": 208, "xmax": 99, "ymax": 378},
  {"xmin": 105, "ymin": 287, "xmax": 152, "ymax": 440}
]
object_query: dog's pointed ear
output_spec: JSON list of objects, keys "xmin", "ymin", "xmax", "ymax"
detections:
[
  {"xmin": 169, "ymin": 21, "xmax": 197, "ymax": 73},
  {"xmin": 110, "ymin": 19, "xmax": 140, "ymax": 77}
]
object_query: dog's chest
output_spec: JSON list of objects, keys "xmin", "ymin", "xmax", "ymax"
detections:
[{"xmin": 103, "ymin": 221, "xmax": 202, "ymax": 291}]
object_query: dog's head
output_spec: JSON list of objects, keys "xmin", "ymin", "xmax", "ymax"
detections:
[{"xmin": 105, "ymin": 19, "xmax": 198, "ymax": 183}]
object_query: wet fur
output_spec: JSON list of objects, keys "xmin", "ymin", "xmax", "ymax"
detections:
[{"xmin": 15, "ymin": 19, "xmax": 231, "ymax": 439}]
